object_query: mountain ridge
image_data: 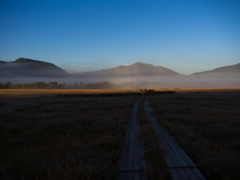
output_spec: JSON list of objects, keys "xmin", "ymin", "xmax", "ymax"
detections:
[
  {"xmin": 0, "ymin": 58, "xmax": 68, "ymax": 77},
  {"xmin": 191, "ymin": 63, "xmax": 240, "ymax": 77},
  {"xmin": 0, "ymin": 58, "xmax": 239, "ymax": 78},
  {"xmin": 74, "ymin": 62, "xmax": 180, "ymax": 77}
]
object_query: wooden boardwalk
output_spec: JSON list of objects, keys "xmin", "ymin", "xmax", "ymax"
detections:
[
  {"xmin": 144, "ymin": 97, "xmax": 206, "ymax": 180},
  {"xmin": 119, "ymin": 99, "xmax": 146, "ymax": 180}
]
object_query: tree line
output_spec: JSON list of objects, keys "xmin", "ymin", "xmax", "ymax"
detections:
[{"xmin": 0, "ymin": 81, "xmax": 116, "ymax": 89}]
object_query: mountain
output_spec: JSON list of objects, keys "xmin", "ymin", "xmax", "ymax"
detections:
[
  {"xmin": 0, "ymin": 58, "xmax": 68, "ymax": 77},
  {"xmin": 0, "ymin": 60, "xmax": 6, "ymax": 63},
  {"xmin": 191, "ymin": 63, "xmax": 240, "ymax": 77},
  {"xmin": 2, "ymin": 58, "xmax": 238, "ymax": 79},
  {"xmin": 74, "ymin": 62, "xmax": 180, "ymax": 77}
]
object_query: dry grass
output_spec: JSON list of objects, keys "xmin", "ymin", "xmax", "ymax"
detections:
[
  {"xmin": 0, "ymin": 95, "xmax": 139, "ymax": 179},
  {"xmin": 0, "ymin": 89, "xmax": 141, "ymax": 98},
  {"xmin": 137, "ymin": 97, "xmax": 172, "ymax": 180},
  {"xmin": 148, "ymin": 90, "xmax": 240, "ymax": 180},
  {"xmin": 1, "ymin": 88, "xmax": 240, "ymax": 179},
  {"xmin": 1, "ymin": 88, "xmax": 239, "ymax": 98},
  {"xmin": 154, "ymin": 88, "xmax": 240, "ymax": 93}
]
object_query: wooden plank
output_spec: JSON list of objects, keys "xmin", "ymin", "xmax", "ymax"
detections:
[
  {"xmin": 144, "ymin": 100, "xmax": 189, "ymax": 166},
  {"xmin": 144, "ymin": 97, "xmax": 206, "ymax": 180},
  {"xmin": 148, "ymin": 116, "xmax": 177, "ymax": 167},
  {"xmin": 190, "ymin": 168, "xmax": 207, "ymax": 180},
  {"xmin": 119, "ymin": 171, "xmax": 146, "ymax": 180},
  {"xmin": 183, "ymin": 167, "xmax": 197, "ymax": 180},
  {"xmin": 127, "ymin": 121, "xmax": 135, "ymax": 170},
  {"xmin": 137, "ymin": 125, "xmax": 146, "ymax": 170},
  {"xmin": 156, "ymin": 124, "xmax": 190, "ymax": 167},
  {"xmin": 148, "ymin": 115, "xmax": 183, "ymax": 167},
  {"xmin": 120, "ymin": 126, "xmax": 130, "ymax": 171},
  {"xmin": 160, "ymin": 126, "xmax": 196, "ymax": 167},
  {"xmin": 171, "ymin": 140, "xmax": 196, "ymax": 167},
  {"xmin": 129, "ymin": 101, "xmax": 137, "ymax": 170},
  {"xmin": 145, "ymin": 100, "xmax": 194, "ymax": 168},
  {"xmin": 148, "ymin": 113, "xmax": 185, "ymax": 167},
  {"xmin": 170, "ymin": 167, "xmax": 207, "ymax": 180},
  {"xmin": 176, "ymin": 168, "xmax": 190, "ymax": 180},
  {"xmin": 120, "ymin": 104, "xmax": 135, "ymax": 171},
  {"xmin": 119, "ymin": 171, "xmax": 133, "ymax": 180},
  {"xmin": 169, "ymin": 168, "xmax": 182, "ymax": 180},
  {"xmin": 119, "ymin": 99, "xmax": 146, "ymax": 180},
  {"xmin": 140, "ymin": 143, "xmax": 146, "ymax": 170},
  {"xmin": 133, "ymin": 122, "xmax": 140, "ymax": 170}
]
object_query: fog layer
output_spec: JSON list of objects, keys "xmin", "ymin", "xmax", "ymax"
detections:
[{"xmin": 1, "ymin": 75, "xmax": 239, "ymax": 88}]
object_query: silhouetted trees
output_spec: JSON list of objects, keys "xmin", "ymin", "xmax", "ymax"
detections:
[
  {"xmin": 0, "ymin": 83, "xmax": 4, "ymax": 89},
  {"xmin": 5, "ymin": 82, "xmax": 12, "ymax": 89},
  {"xmin": 0, "ymin": 81, "xmax": 116, "ymax": 89}
]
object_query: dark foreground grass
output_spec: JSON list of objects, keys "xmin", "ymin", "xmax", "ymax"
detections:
[
  {"xmin": 137, "ymin": 97, "xmax": 172, "ymax": 180},
  {"xmin": 0, "ymin": 95, "xmax": 139, "ymax": 180},
  {"xmin": 148, "ymin": 91, "xmax": 240, "ymax": 180}
]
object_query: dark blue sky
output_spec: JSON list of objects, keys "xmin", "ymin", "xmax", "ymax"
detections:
[{"xmin": 0, "ymin": 0, "xmax": 239, "ymax": 74}]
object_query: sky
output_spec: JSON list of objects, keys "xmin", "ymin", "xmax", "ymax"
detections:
[{"xmin": 0, "ymin": 0, "xmax": 239, "ymax": 75}]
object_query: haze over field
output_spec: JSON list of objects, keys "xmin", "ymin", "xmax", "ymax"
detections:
[
  {"xmin": 0, "ymin": 0, "xmax": 239, "ymax": 87},
  {"xmin": 0, "ymin": 58, "xmax": 239, "ymax": 88}
]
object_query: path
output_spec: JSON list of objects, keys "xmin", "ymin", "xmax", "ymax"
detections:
[
  {"xmin": 144, "ymin": 97, "xmax": 206, "ymax": 180},
  {"xmin": 119, "ymin": 99, "xmax": 146, "ymax": 180}
]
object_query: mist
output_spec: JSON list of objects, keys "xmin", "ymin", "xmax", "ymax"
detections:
[{"xmin": 1, "ymin": 75, "xmax": 239, "ymax": 88}]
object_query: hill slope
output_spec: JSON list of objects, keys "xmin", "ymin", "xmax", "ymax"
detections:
[
  {"xmin": 0, "ymin": 58, "xmax": 68, "ymax": 77},
  {"xmin": 75, "ymin": 62, "xmax": 180, "ymax": 77},
  {"xmin": 192, "ymin": 63, "xmax": 240, "ymax": 77}
]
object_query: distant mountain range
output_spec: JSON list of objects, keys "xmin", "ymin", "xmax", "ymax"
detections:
[
  {"xmin": 0, "ymin": 58, "xmax": 68, "ymax": 77},
  {"xmin": 192, "ymin": 63, "xmax": 240, "ymax": 76},
  {"xmin": 0, "ymin": 58, "xmax": 239, "ymax": 78},
  {"xmin": 74, "ymin": 62, "xmax": 180, "ymax": 77}
]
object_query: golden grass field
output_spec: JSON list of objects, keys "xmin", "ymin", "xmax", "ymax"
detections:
[
  {"xmin": 0, "ymin": 88, "xmax": 240, "ymax": 97},
  {"xmin": 0, "ymin": 89, "xmax": 138, "ymax": 97}
]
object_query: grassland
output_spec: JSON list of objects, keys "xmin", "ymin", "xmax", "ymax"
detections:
[
  {"xmin": 1, "ymin": 88, "xmax": 240, "ymax": 180},
  {"xmin": 0, "ymin": 89, "xmax": 140, "ymax": 98},
  {"xmin": 0, "ymin": 94, "xmax": 139, "ymax": 179},
  {"xmin": 1, "ymin": 88, "xmax": 239, "ymax": 98},
  {"xmin": 137, "ymin": 97, "xmax": 172, "ymax": 180},
  {"xmin": 148, "ymin": 90, "xmax": 240, "ymax": 179}
]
